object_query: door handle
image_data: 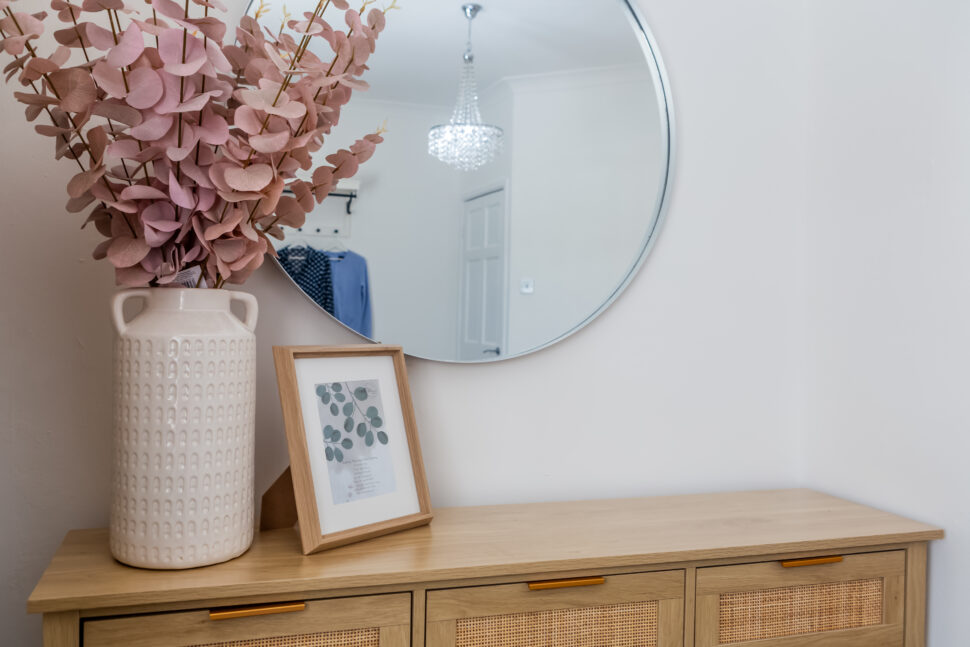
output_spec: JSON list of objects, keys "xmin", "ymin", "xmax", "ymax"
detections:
[
  {"xmin": 780, "ymin": 556, "xmax": 843, "ymax": 568},
  {"xmin": 528, "ymin": 576, "xmax": 606, "ymax": 590},
  {"xmin": 209, "ymin": 602, "xmax": 306, "ymax": 621},
  {"xmin": 482, "ymin": 347, "xmax": 500, "ymax": 355}
]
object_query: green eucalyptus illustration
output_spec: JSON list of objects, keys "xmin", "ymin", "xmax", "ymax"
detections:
[{"xmin": 316, "ymin": 380, "xmax": 389, "ymax": 463}]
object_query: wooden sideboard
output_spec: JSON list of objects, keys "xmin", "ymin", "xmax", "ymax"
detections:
[{"xmin": 28, "ymin": 489, "xmax": 943, "ymax": 647}]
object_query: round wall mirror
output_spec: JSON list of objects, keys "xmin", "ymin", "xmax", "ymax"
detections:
[{"xmin": 249, "ymin": 0, "xmax": 672, "ymax": 362}]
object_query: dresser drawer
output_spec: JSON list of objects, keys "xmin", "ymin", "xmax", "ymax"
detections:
[
  {"xmin": 426, "ymin": 570, "xmax": 684, "ymax": 647},
  {"xmin": 83, "ymin": 592, "xmax": 410, "ymax": 647},
  {"xmin": 695, "ymin": 550, "xmax": 904, "ymax": 647}
]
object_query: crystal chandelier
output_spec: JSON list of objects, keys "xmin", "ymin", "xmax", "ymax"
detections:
[{"xmin": 428, "ymin": 4, "xmax": 504, "ymax": 172}]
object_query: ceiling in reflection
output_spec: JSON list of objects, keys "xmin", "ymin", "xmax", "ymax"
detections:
[{"xmin": 247, "ymin": 0, "xmax": 645, "ymax": 105}]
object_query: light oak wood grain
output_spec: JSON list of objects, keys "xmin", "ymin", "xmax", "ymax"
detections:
[
  {"xmin": 658, "ymin": 598, "xmax": 685, "ymax": 647},
  {"xmin": 84, "ymin": 593, "xmax": 410, "ymax": 647},
  {"xmin": 426, "ymin": 571, "xmax": 683, "ymax": 622},
  {"xmin": 28, "ymin": 490, "xmax": 942, "ymax": 614},
  {"xmin": 696, "ymin": 550, "xmax": 904, "ymax": 594},
  {"xmin": 43, "ymin": 612, "xmax": 78, "ymax": 647},
  {"xmin": 379, "ymin": 624, "xmax": 410, "ymax": 647},
  {"xmin": 905, "ymin": 542, "xmax": 928, "ymax": 647}
]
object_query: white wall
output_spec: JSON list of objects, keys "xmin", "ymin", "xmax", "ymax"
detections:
[
  {"xmin": 502, "ymin": 66, "xmax": 663, "ymax": 355},
  {"xmin": 798, "ymin": 2, "xmax": 970, "ymax": 645},
  {"xmin": 0, "ymin": 1, "xmax": 963, "ymax": 645}
]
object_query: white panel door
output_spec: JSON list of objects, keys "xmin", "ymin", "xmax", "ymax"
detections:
[{"xmin": 458, "ymin": 189, "xmax": 507, "ymax": 361}]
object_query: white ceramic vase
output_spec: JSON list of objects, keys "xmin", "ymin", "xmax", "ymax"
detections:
[{"xmin": 109, "ymin": 288, "xmax": 258, "ymax": 569}]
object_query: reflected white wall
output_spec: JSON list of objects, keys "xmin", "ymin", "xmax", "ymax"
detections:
[{"xmin": 293, "ymin": 100, "xmax": 464, "ymax": 359}]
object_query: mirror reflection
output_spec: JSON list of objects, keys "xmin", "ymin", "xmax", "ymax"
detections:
[{"xmin": 250, "ymin": 0, "xmax": 671, "ymax": 362}]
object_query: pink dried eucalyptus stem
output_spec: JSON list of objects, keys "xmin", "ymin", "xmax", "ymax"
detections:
[{"xmin": 0, "ymin": 0, "xmax": 390, "ymax": 287}]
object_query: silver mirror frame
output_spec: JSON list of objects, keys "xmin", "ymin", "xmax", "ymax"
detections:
[{"xmin": 266, "ymin": 0, "xmax": 675, "ymax": 363}]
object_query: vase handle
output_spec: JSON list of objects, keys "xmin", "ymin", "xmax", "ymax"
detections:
[
  {"xmin": 231, "ymin": 292, "xmax": 259, "ymax": 333},
  {"xmin": 112, "ymin": 290, "xmax": 151, "ymax": 335}
]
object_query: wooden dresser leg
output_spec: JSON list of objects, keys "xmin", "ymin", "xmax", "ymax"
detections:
[
  {"xmin": 905, "ymin": 542, "xmax": 928, "ymax": 647},
  {"xmin": 42, "ymin": 611, "xmax": 79, "ymax": 647}
]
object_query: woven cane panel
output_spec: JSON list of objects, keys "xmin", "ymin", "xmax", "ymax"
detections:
[
  {"xmin": 718, "ymin": 578, "xmax": 883, "ymax": 643},
  {"xmin": 455, "ymin": 601, "xmax": 659, "ymax": 647},
  {"xmin": 192, "ymin": 628, "xmax": 379, "ymax": 647}
]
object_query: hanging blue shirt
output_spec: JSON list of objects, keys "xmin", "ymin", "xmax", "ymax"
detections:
[
  {"xmin": 323, "ymin": 250, "xmax": 372, "ymax": 338},
  {"xmin": 277, "ymin": 246, "xmax": 335, "ymax": 316}
]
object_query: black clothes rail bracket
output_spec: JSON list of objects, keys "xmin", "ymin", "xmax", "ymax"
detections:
[
  {"xmin": 282, "ymin": 188, "xmax": 357, "ymax": 215},
  {"xmin": 328, "ymin": 191, "xmax": 357, "ymax": 215}
]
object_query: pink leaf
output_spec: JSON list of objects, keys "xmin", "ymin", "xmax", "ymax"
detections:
[
  {"xmin": 249, "ymin": 129, "xmax": 289, "ymax": 154},
  {"xmin": 173, "ymin": 90, "xmax": 219, "ymax": 113},
  {"xmin": 224, "ymin": 164, "xmax": 273, "ymax": 192},
  {"xmin": 204, "ymin": 37, "xmax": 232, "ymax": 74},
  {"xmin": 81, "ymin": 0, "xmax": 124, "ymax": 11},
  {"xmin": 168, "ymin": 170, "xmax": 196, "ymax": 209},
  {"xmin": 93, "ymin": 99, "xmax": 143, "ymax": 126},
  {"xmin": 158, "ymin": 29, "xmax": 207, "ymax": 77},
  {"xmin": 0, "ymin": 12, "xmax": 43, "ymax": 38},
  {"xmin": 142, "ymin": 202, "xmax": 179, "ymax": 230},
  {"xmin": 66, "ymin": 166, "xmax": 106, "ymax": 198},
  {"xmin": 0, "ymin": 35, "xmax": 32, "ymax": 56},
  {"xmin": 124, "ymin": 67, "xmax": 164, "ymax": 110},
  {"xmin": 106, "ymin": 23, "xmax": 144, "ymax": 68},
  {"xmin": 257, "ymin": 177, "xmax": 284, "ymax": 215},
  {"xmin": 120, "ymin": 185, "xmax": 168, "ymax": 201},
  {"xmin": 129, "ymin": 113, "xmax": 174, "ymax": 141},
  {"xmin": 326, "ymin": 149, "xmax": 359, "ymax": 179},
  {"xmin": 151, "ymin": 0, "xmax": 185, "ymax": 21},
  {"xmin": 20, "ymin": 57, "xmax": 58, "ymax": 83},
  {"xmin": 106, "ymin": 139, "xmax": 143, "ymax": 160},
  {"xmin": 233, "ymin": 105, "xmax": 263, "ymax": 135},
  {"xmin": 13, "ymin": 92, "xmax": 58, "ymax": 106},
  {"xmin": 107, "ymin": 236, "xmax": 151, "ymax": 268},
  {"xmin": 48, "ymin": 68, "xmax": 97, "ymax": 112},
  {"xmin": 35, "ymin": 124, "xmax": 73, "ymax": 137},
  {"xmin": 367, "ymin": 8, "xmax": 386, "ymax": 32},
  {"xmin": 92, "ymin": 62, "xmax": 128, "ymax": 99},
  {"xmin": 49, "ymin": 46, "xmax": 71, "ymax": 68},
  {"xmin": 88, "ymin": 125, "xmax": 109, "ymax": 162},
  {"xmin": 273, "ymin": 195, "xmax": 306, "ymax": 228},
  {"xmin": 180, "ymin": 158, "xmax": 214, "ymax": 189},
  {"xmin": 84, "ymin": 22, "xmax": 116, "ymax": 50},
  {"xmin": 115, "ymin": 265, "xmax": 154, "ymax": 286},
  {"xmin": 197, "ymin": 109, "xmax": 229, "ymax": 145},
  {"xmin": 202, "ymin": 207, "xmax": 244, "ymax": 240},
  {"xmin": 213, "ymin": 238, "xmax": 246, "ymax": 263},
  {"xmin": 67, "ymin": 192, "xmax": 96, "ymax": 213},
  {"xmin": 53, "ymin": 26, "xmax": 89, "ymax": 49},
  {"xmin": 290, "ymin": 180, "xmax": 314, "ymax": 212}
]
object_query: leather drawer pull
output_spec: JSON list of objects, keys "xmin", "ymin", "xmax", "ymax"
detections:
[
  {"xmin": 209, "ymin": 602, "xmax": 307, "ymax": 621},
  {"xmin": 780, "ymin": 556, "xmax": 844, "ymax": 568},
  {"xmin": 528, "ymin": 576, "xmax": 606, "ymax": 590}
]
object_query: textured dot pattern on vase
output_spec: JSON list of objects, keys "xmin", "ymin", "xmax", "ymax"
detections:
[{"xmin": 110, "ymin": 333, "xmax": 256, "ymax": 569}]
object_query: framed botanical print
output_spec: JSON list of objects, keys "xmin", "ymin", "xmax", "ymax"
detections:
[{"xmin": 273, "ymin": 345, "xmax": 432, "ymax": 554}]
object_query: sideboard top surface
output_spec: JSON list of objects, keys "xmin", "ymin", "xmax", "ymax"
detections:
[{"xmin": 27, "ymin": 489, "xmax": 943, "ymax": 613}]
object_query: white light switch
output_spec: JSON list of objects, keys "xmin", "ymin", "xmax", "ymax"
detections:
[{"xmin": 520, "ymin": 278, "xmax": 535, "ymax": 294}]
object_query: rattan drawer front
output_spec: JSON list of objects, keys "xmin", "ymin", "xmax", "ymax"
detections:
[
  {"xmin": 695, "ymin": 551, "xmax": 904, "ymax": 647},
  {"xmin": 83, "ymin": 593, "xmax": 410, "ymax": 647},
  {"xmin": 426, "ymin": 571, "xmax": 684, "ymax": 647}
]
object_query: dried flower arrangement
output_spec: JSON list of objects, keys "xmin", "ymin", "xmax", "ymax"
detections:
[{"xmin": 0, "ymin": 0, "xmax": 393, "ymax": 287}]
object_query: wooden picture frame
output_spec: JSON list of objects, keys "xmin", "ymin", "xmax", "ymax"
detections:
[{"xmin": 273, "ymin": 345, "xmax": 432, "ymax": 554}]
